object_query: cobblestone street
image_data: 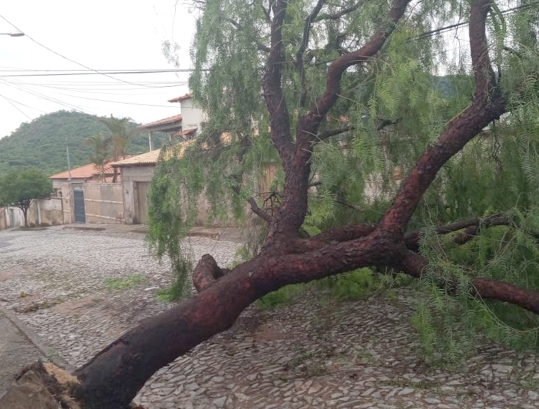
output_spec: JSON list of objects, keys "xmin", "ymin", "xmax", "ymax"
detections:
[{"xmin": 0, "ymin": 226, "xmax": 538, "ymax": 409}]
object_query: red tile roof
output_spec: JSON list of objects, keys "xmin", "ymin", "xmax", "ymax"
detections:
[
  {"xmin": 111, "ymin": 140, "xmax": 198, "ymax": 167},
  {"xmin": 171, "ymin": 128, "xmax": 197, "ymax": 138},
  {"xmin": 49, "ymin": 162, "xmax": 116, "ymax": 180},
  {"xmin": 109, "ymin": 149, "xmax": 162, "ymax": 167},
  {"xmin": 138, "ymin": 114, "xmax": 182, "ymax": 129},
  {"xmin": 168, "ymin": 93, "xmax": 193, "ymax": 103}
]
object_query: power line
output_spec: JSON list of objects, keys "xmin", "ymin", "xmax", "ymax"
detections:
[
  {"xmin": 0, "ymin": 68, "xmax": 194, "ymax": 73},
  {"xmin": 409, "ymin": 1, "xmax": 539, "ymax": 41},
  {"xmin": 0, "ymin": 13, "xmax": 172, "ymax": 89},
  {"xmin": 49, "ymin": 90, "xmax": 188, "ymax": 108},
  {"xmin": 0, "ymin": 94, "xmax": 32, "ymax": 119},
  {"xmin": 6, "ymin": 80, "xmax": 188, "ymax": 94},
  {"xmin": 0, "ymin": 78, "xmax": 93, "ymax": 113},
  {"xmin": 0, "ymin": 69, "xmax": 196, "ymax": 78}
]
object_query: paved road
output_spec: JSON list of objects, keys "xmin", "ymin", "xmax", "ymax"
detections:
[{"xmin": 1, "ymin": 225, "xmax": 539, "ymax": 409}]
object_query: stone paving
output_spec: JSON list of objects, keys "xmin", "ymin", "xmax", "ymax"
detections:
[{"xmin": 0, "ymin": 226, "xmax": 539, "ymax": 408}]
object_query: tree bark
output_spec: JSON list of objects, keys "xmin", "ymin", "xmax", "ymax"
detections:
[{"xmin": 10, "ymin": 0, "xmax": 539, "ymax": 408}]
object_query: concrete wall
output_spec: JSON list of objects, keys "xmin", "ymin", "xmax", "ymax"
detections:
[
  {"xmin": 60, "ymin": 183, "xmax": 74, "ymax": 223},
  {"xmin": 0, "ymin": 206, "xmax": 25, "ymax": 228},
  {"xmin": 119, "ymin": 166, "xmax": 156, "ymax": 224},
  {"xmin": 0, "ymin": 208, "xmax": 8, "ymax": 230},
  {"xmin": 27, "ymin": 198, "xmax": 64, "ymax": 226},
  {"xmin": 83, "ymin": 183, "xmax": 124, "ymax": 224},
  {"xmin": 180, "ymin": 99, "xmax": 207, "ymax": 132},
  {"xmin": 51, "ymin": 178, "xmax": 85, "ymax": 198}
]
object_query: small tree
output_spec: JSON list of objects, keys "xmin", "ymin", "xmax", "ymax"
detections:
[
  {"xmin": 83, "ymin": 134, "xmax": 110, "ymax": 182},
  {"xmin": 99, "ymin": 115, "xmax": 138, "ymax": 182},
  {"xmin": 0, "ymin": 169, "xmax": 52, "ymax": 227}
]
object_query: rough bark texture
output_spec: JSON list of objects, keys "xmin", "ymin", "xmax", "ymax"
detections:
[{"xmin": 10, "ymin": 0, "xmax": 539, "ymax": 408}]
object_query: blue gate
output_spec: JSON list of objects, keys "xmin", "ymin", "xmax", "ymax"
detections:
[{"xmin": 73, "ymin": 188, "xmax": 86, "ymax": 223}]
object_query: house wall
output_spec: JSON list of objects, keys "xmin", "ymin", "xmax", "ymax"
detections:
[
  {"xmin": 119, "ymin": 166, "xmax": 156, "ymax": 224},
  {"xmin": 83, "ymin": 183, "xmax": 124, "ymax": 223},
  {"xmin": 51, "ymin": 178, "xmax": 85, "ymax": 197},
  {"xmin": 180, "ymin": 99, "xmax": 206, "ymax": 132}
]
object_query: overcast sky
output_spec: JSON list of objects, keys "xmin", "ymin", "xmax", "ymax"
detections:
[{"xmin": 0, "ymin": 1, "xmax": 196, "ymax": 139}]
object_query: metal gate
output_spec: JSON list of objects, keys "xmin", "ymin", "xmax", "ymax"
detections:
[{"xmin": 73, "ymin": 188, "xmax": 86, "ymax": 223}]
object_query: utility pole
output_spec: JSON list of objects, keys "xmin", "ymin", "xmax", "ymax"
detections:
[{"xmin": 66, "ymin": 138, "xmax": 72, "ymax": 181}]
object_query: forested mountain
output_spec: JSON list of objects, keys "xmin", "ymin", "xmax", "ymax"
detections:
[{"xmin": 0, "ymin": 110, "xmax": 169, "ymax": 178}]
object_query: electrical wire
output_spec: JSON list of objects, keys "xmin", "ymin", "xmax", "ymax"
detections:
[
  {"xmin": 0, "ymin": 69, "xmax": 196, "ymax": 78},
  {"xmin": 0, "ymin": 94, "xmax": 33, "ymax": 119},
  {"xmin": 5, "ymin": 79, "xmax": 188, "ymax": 94},
  {"xmin": 0, "ymin": 13, "xmax": 174, "ymax": 89},
  {"xmin": 47, "ymin": 90, "xmax": 187, "ymax": 108},
  {"xmin": 409, "ymin": 1, "xmax": 539, "ymax": 41},
  {"xmin": 0, "ymin": 78, "xmax": 93, "ymax": 113}
]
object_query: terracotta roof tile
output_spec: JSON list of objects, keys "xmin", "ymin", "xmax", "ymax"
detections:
[
  {"xmin": 168, "ymin": 93, "xmax": 193, "ymax": 103},
  {"xmin": 138, "ymin": 114, "xmax": 182, "ymax": 129},
  {"xmin": 110, "ymin": 149, "xmax": 162, "ymax": 167},
  {"xmin": 171, "ymin": 128, "xmax": 197, "ymax": 138},
  {"xmin": 49, "ymin": 162, "xmax": 116, "ymax": 180},
  {"xmin": 110, "ymin": 139, "xmax": 198, "ymax": 168}
]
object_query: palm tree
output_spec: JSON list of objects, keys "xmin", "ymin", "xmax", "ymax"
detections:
[
  {"xmin": 99, "ymin": 115, "xmax": 138, "ymax": 182},
  {"xmin": 83, "ymin": 134, "xmax": 110, "ymax": 182}
]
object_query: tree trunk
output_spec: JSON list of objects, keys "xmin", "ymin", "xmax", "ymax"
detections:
[
  {"xmin": 4, "ymin": 0, "xmax": 539, "ymax": 408},
  {"xmin": 21, "ymin": 206, "xmax": 28, "ymax": 227}
]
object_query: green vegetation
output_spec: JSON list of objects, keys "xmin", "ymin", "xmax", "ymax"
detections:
[
  {"xmin": 104, "ymin": 274, "xmax": 146, "ymax": 290},
  {"xmin": 146, "ymin": 0, "xmax": 539, "ymax": 364},
  {"xmin": 0, "ymin": 110, "xmax": 169, "ymax": 179},
  {"xmin": 256, "ymin": 284, "xmax": 306, "ymax": 310},
  {"xmin": 0, "ymin": 169, "xmax": 52, "ymax": 226},
  {"xmin": 155, "ymin": 285, "xmax": 187, "ymax": 302}
]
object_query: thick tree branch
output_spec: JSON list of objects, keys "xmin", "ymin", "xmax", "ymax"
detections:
[
  {"xmin": 262, "ymin": 0, "xmax": 410, "ymax": 248},
  {"xmin": 262, "ymin": 0, "xmax": 294, "ymax": 166},
  {"xmin": 379, "ymin": 0, "xmax": 506, "ymax": 235},
  {"xmin": 297, "ymin": 0, "xmax": 410, "ymax": 148},
  {"xmin": 297, "ymin": 0, "xmax": 327, "ymax": 107},
  {"xmin": 292, "ymin": 223, "xmax": 377, "ymax": 253},
  {"xmin": 193, "ymin": 254, "xmax": 230, "ymax": 292},
  {"xmin": 74, "ymin": 232, "xmax": 401, "ymax": 408},
  {"xmin": 404, "ymin": 213, "xmax": 512, "ymax": 250},
  {"xmin": 398, "ymin": 251, "xmax": 539, "ymax": 315}
]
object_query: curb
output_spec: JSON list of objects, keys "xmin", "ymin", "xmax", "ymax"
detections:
[{"xmin": 0, "ymin": 305, "xmax": 74, "ymax": 373}]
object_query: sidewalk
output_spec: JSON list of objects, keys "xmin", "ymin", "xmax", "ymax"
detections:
[
  {"xmin": 0, "ymin": 306, "xmax": 71, "ymax": 399},
  {"xmin": 0, "ymin": 309, "xmax": 43, "ymax": 398},
  {"xmin": 60, "ymin": 223, "xmax": 248, "ymax": 242}
]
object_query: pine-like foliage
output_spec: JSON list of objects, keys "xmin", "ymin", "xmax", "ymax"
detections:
[{"xmin": 148, "ymin": 0, "xmax": 539, "ymax": 360}]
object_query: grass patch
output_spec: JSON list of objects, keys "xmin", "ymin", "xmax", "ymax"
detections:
[
  {"xmin": 104, "ymin": 274, "xmax": 146, "ymax": 290},
  {"xmin": 256, "ymin": 284, "xmax": 306, "ymax": 310},
  {"xmin": 155, "ymin": 284, "xmax": 185, "ymax": 302}
]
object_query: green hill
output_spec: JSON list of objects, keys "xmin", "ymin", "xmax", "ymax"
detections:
[{"xmin": 0, "ymin": 110, "xmax": 169, "ymax": 178}]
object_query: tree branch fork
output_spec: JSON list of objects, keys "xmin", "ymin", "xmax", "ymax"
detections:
[{"xmin": 36, "ymin": 0, "xmax": 539, "ymax": 408}]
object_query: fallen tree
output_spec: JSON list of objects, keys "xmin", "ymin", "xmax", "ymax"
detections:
[{"xmin": 3, "ymin": 0, "xmax": 539, "ymax": 408}]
